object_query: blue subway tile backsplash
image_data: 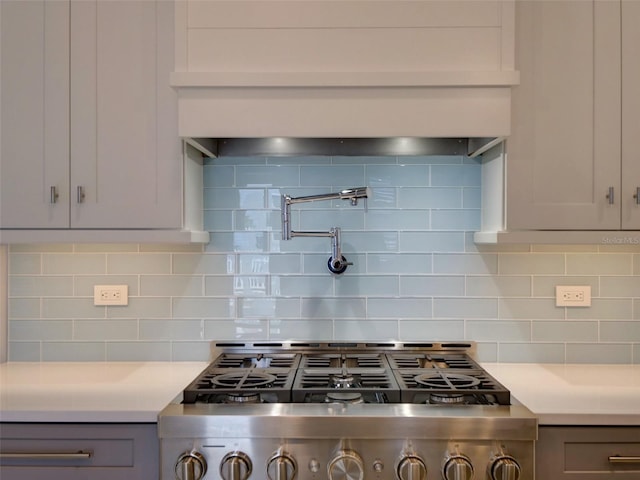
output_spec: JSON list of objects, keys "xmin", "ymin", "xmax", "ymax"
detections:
[{"xmin": 6, "ymin": 155, "xmax": 640, "ymax": 363}]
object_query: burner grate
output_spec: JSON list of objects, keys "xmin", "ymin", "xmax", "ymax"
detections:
[
  {"xmin": 394, "ymin": 369, "xmax": 511, "ymax": 405},
  {"xmin": 212, "ymin": 353, "xmax": 300, "ymax": 369},
  {"xmin": 292, "ymin": 368, "xmax": 401, "ymax": 403},
  {"xmin": 300, "ymin": 353, "xmax": 388, "ymax": 369},
  {"xmin": 387, "ymin": 353, "xmax": 480, "ymax": 370},
  {"xmin": 182, "ymin": 368, "xmax": 296, "ymax": 403}
]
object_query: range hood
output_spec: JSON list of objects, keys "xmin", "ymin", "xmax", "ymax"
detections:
[
  {"xmin": 172, "ymin": 1, "xmax": 519, "ymax": 148},
  {"xmin": 185, "ymin": 137, "xmax": 505, "ymax": 159}
]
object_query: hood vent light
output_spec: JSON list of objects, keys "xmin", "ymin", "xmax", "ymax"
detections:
[{"xmin": 190, "ymin": 137, "xmax": 502, "ymax": 159}]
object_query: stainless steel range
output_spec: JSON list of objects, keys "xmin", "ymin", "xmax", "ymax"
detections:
[{"xmin": 159, "ymin": 342, "xmax": 537, "ymax": 480}]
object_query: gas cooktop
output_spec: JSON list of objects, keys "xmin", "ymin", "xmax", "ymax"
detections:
[{"xmin": 181, "ymin": 341, "xmax": 511, "ymax": 406}]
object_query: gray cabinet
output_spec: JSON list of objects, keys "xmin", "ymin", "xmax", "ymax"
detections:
[
  {"xmin": 0, "ymin": 1, "xmax": 193, "ymax": 239},
  {"xmin": 536, "ymin": 426, "xmax": 640, "ymax": 479},
  {"xmin": 0, "ymin": 423, "xmax": 159, "ymax": 480},
  {"xmin": 506, "ymin": 0, "xmax": 640, "ymax": 231}
]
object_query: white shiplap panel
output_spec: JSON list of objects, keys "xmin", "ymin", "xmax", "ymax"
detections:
[
  {"xmin": 188, "ymin": 27, "xmax": 502, "ymax": 72},
  {"xmin": 187, "ymin": 0, "xmax": 502, "ymax": 28}
]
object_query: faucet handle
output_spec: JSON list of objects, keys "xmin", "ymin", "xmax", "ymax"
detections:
[{"xmin": 328, "ymin": 256, "xmax": 352, "ymax": 274}]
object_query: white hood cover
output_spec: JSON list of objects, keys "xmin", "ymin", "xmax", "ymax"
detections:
[{"xmin": 172, "ymin": 0, "xmax": 518, "ymax": 139}]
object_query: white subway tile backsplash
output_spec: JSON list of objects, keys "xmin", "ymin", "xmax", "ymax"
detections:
[
  {"xmin": 7, "ymin": 156, "xmax": 640, "ymax": 363},
  {"xmin": 173, "ymin": 297, "xmax": 235, "ymax": 318},
  {"xmin": 366, "ymin": 164, "xmax": 429, "ymax": 187},
  {"xmin": 203, "ymin": 319, "xmax": 269, "ymax": 339},
  {"xmin": 367, "ymin": 298, "xmax": 432, "ymax": 319},
  {"xmin": 368, "ymin": 254, "xmax": 432, "ymax": 274},
  {"xmin": 566, "ymin": 253, "xmax": 634, "ymax": 275},
  {"xmin": 498, "ymin": 343, "xmax": 565, "ymax": 363},
  {"xmin": 334, "ymin": 320, "xmax": 399, "ymax": 341},
  {"xmin": 399, "ymin": 319, "xmax": 464, "ymax": 340},
  {"xmin": 8, "ymin": 253, "xmax": 42, "ymax": 274},
  {"xmin": 74, "ymin": 319, "xmax": 139, "ymax": 341},
  {"xmin": 565, "ymin": 343, "xmax": 632, "ymax": 364},
  {"xmin": 9, "ymin": 276, "xmax": 74, "ymax": 297},
  {"xmin": 107, "ymin": 253, "xmax": 171, "ymax": 274},
  {"xmin": 566, "ymin": 299, "xmax": 633, "ymax": 320},
  {"xmin": 106, "ymin": 342, "xmax": 171, "ymax": 361},
  {"xmin": 499, "ymin": 253, "xmax": 565, "ymax": 275},
  {"xmin": 43, "ymin": 342, "xmax": 106, "ymax": 361},
  {"xmin": 398, "ymin": 187, "xmax": 462, "ymax": 209},
  {"xmin": 236, "ymin": 165, "xmax": 300, "ymax": 187},
  {"xmin": 531, "ymin": 321, "xmax": 598, "ymax": 342},
  {"xmin": 433, "ymin": 254, "xmax": 498, "ymax": 274},
  {"xmin": 434, "ymin": 298, "xmax": 498, "ymax": 318},
  {"xmin": 300, "ymin": 165, "xmax": 365, "ymax": 187},
  {"xmin": 400, "ymin": 232, "xmax": 465, "ymax": 252},
  {"xmin": 466, "ymin": 320, "xmax": 531, "ymax": 342},
  {"xmin": 465, "ymin": 276, "xmax": 531, "ymax": 297},
  {"xmin": 399, "ymin": 276, "xmax": 464, "ymax": 297},
  {"xmin": 431, "ymin": 164, "xmax": 481, "ymax": 187},
  {"xmin": 44, "ymin": 254, "xmax": 106, "ymax": 274},
  {"xmin": 9, "ymin": 320, "xmax": 73, "ymax": 341},
  {"xmin": 499, "ymin": 298, "xmax": 564, "ymax": 320},
  {"xmin": 140, "ymin": 319, "xmax": 204, "ymax": 341}
]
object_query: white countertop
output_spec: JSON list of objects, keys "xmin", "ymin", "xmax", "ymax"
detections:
[
  {"xmin": 483, "ymin": 363, "xmax": 640, "ymax": 426},
  {"xmin": 0, "ymin": 362, "xmax": 208, "ymax": 423},
  {"xmin": 1, "ymin": 362, "xmax": 639, "ymax": 425}
]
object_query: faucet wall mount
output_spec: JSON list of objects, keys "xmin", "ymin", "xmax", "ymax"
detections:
[{"xmin": 281, "ymin": 187, "xmax": 371, "ymax": 274}]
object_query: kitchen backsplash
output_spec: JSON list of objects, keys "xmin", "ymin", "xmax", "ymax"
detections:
[{"xmin": 6, "ymin": 155, "xmax": 640, "ymax": 363}]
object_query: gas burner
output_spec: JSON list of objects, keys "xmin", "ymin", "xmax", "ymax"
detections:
[
  {"xmin": 212, "ymin": 372, "xmax": 277, "ymax": 389},
  {"xmin": 330, "ymin": 374, "xmax": 356, "ymax": 388},
  {"xmin": 414, "ymin": 373, "xmax": 481, "ymax": 390},
  {"xmin": 325, "ymin": 391, "xmax": 364, "ymax": 404},
  {"xmin": 428, "ymin": 393, "xmax": 467, "ymax": 405},
  {"xmin": 225, "ymin": 393, "xmax": 261, "ymax": 404}
]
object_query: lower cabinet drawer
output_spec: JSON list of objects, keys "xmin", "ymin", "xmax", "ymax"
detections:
[
  {"xmin": 537, "ymin": 426, "xmax": 640, "ymax": 480},
  {"xmin": 0, "ymin": 423, "xmax": 158, "ymax": 480}
]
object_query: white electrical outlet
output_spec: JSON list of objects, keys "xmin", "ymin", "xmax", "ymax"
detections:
[
  {"xmin": 94, "ymin": 285, "xmax": 128, "ymax": 306},
  {"xmin": 555, "ymin": 285, "xmax": 591, "ymax": 307}
]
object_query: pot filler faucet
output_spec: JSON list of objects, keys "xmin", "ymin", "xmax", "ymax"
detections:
[{"xmin": 281, "ymin": 187, "xmax": 371, "ymax": 274}]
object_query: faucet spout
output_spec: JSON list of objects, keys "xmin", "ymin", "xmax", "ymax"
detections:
[{"xmin": 280, "ymin": 187, "xmax": 371, "ymax": 273}]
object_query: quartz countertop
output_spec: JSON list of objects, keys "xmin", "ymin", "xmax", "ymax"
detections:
[
  {"xmin": 1, "ymin": 362, "xmax": 639, "ymax": 425},
  {"xmin": 483, "ymin": 363, "xmax": 640, "ymax": 426},
  {"xmin": 0, "ymin": 362, "xmax": 208, "ymax": 423}
]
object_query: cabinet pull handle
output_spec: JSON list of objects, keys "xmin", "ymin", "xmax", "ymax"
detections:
[
  {"xmin": 606, "ymin": 186, "xmax": 615, "ymax": 204},
  {"xmin": 634, "ymin": 187, "xmax": 640, "ymax": 205},
  {"xmin": 609, "ymin": 456, "xmax": 640, "ymax": 464},
  {"xmin": 77, "ymin": 185, "xmax": 85, "ymax": 204},
  {"xmin": 0, "ymin": 451, "xmax": 92, "ymax": 460},
  {"xmin": 50, "ymin": 186, "xmax": 59, "ymax": 204}
]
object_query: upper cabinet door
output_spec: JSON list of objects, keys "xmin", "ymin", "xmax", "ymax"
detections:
[
  {"xmin": 507, "ymin": 0, "xmax": 621, "ymax": 230},
  {"xmin": 0, "ymin": 0, "xmax": 70, "ymax": 228},
  {"xmin": 622, "ymin": 0, "xmax": 640, "ymax": 229},
  {"xmin": 70, "ymin": 0, "xmax": 182, "ymax": 229}
]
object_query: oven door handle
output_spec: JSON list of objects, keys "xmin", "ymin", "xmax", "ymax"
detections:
[
  {"xmin": 609, "ymin": 455, "xmax": 640, "ymax": 464},
  {"xmin": 0, "ymin": 451, "xmax": 92, "ymax": 460}
]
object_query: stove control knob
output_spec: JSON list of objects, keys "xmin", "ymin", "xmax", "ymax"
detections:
[
  {"xmin": 397, "ymin": 455, "xmax": 427, "ymax": 480},
  {"xmin": 175, "ymin": 451, "xmax": 207, "ymax": 480},
  {"xmin": 267, "ymin": 452, "xmax": 297, "ymax": 480},
  {"xmin": 488, "ymin": 455, "xmax": 521, "ymax": 480},
  {"xmin": 220, "ymin": 451, "xmax": 253, "ymax": 480},
  {"xmin": 443, "ymin": 454, "xmax": 474, "ymax": 480},
  {"xmin": 328, "ymin": 449, "xmax": 364, "ymax": 480}
]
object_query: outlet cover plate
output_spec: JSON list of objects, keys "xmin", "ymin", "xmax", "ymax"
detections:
[
  {"xmin": 94, "ymin": 285, "xmax": 128, "ymax": 306},
  {"xmin": 556, "ymin": 285, "xmax": 591, "ymax": 307}
]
